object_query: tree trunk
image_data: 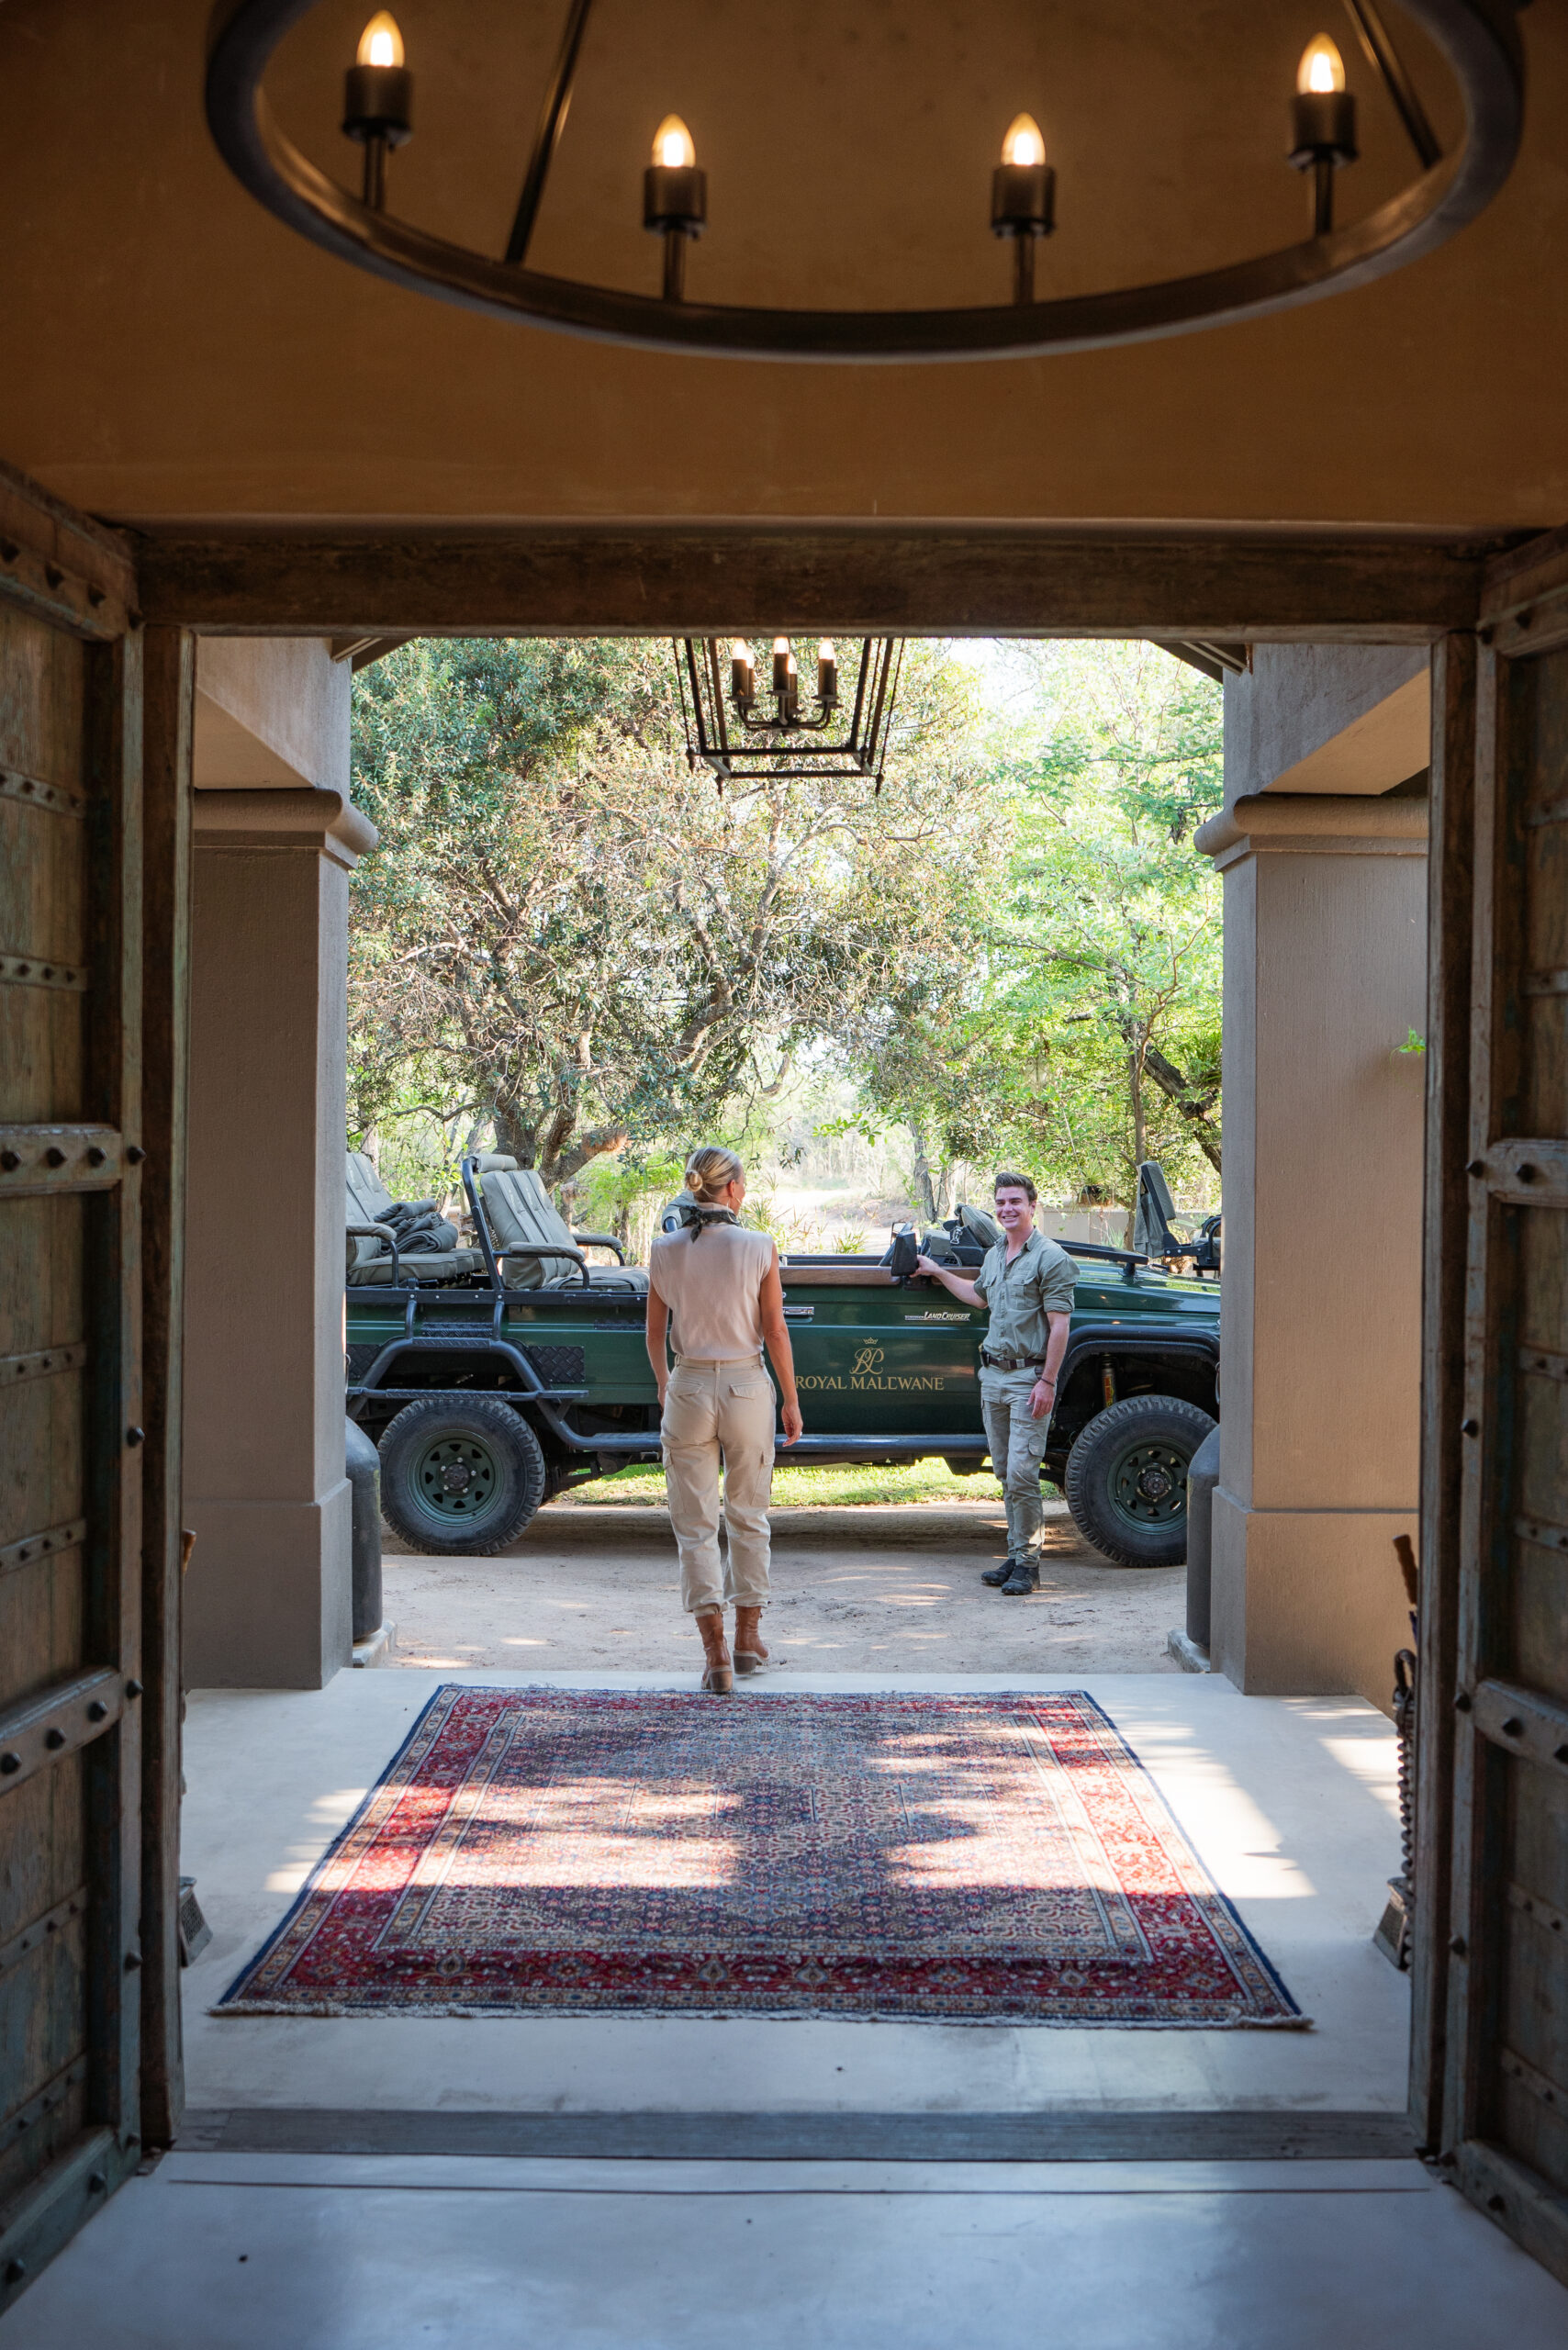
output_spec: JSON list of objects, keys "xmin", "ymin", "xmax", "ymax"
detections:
[
  {"xmin": 908, "ymin": 1122, "xmax": 941, "ymax": 1224},
  {"xmin": 1142, "ymin": 1044, "xmax": 1223, "ymax": 1176}
]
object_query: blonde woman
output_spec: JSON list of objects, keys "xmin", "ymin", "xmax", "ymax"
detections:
[{"xmin": 645, "ymin": 1147, "xmax": 803, "ymax": 1692}]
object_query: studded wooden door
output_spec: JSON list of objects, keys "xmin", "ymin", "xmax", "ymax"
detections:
[
  {"xmin": 1428, "ymin": 535, "xmax": 1568, "ymax": 2283},
  {"xmin": 0, "ymin": 466, "xmax": 186, "ymax": 2311}
]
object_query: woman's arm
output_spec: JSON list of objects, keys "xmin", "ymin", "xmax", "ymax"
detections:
[
  {"xmin": 644, "ymin": 1287, "xmax": 670, "ymax": 1404},
  {"xmin": 758, "ymin": 1246, "xmax": 803, "ymax": 1448}
]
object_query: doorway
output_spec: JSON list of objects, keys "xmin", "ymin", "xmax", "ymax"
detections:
[{"xmin": 3, "ymin": 479, "xmax": 1562, "ymax": 2313}]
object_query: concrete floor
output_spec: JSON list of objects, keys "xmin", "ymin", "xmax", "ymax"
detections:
[
  {"xmin": 383, "ymin": 1500, "xmax": 1187, "ymax": 1677},
  {"xmin": 179, "ymin": 1669, "xmax": 1410, "ymax": 2118},
  {"xmin": 11, "ymin": 1618, "xmax": 1552, "ymax": 2345},
  {"xmin": 8, "ymin": 2152, "xmax": 1568, "ymax": 2349}
]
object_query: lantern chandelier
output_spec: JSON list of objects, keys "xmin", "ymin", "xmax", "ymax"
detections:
[
  {"xmin": 206, "ymin": 1, "xmax": 1523, "ymax": 364},
  {"xmin": 676, "ymin": 636, "xmax": 904, "ymax": 793}
]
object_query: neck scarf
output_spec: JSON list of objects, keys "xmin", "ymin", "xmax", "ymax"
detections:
[{"xmin": 677, "ymin": 1203, "xmax": 739, "ymax": 1242}]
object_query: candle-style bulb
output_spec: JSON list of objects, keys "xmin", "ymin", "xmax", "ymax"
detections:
[
  {"xmin": 653, "ymin": 114, "xmax": 696, "ymax": 170},
  {"xmin": 357, "ymin": 10, "xmax": 405, "ymax": 68},
  {"xmin": 1001, "ymin": 113, "xmax": 1046, "ymax": 168},
  {"xmin": 1297, "ymin": 36, "xmax": 1345, "ymax": 95}
]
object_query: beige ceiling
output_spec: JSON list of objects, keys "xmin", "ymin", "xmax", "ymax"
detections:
[{"xmin": 1, "ymin": 0, "xmax": 1562, "ymax": 531}]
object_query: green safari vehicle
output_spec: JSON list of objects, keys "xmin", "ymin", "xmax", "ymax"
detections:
[{"xmin": 344, "ymin": 1156, "xmax": 1219, "ymax": 1568}]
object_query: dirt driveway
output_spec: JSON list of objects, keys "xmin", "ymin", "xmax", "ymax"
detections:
[{"xmin": 382, "ymin": 1499, "xmax": 1185, "ymax": 1676}]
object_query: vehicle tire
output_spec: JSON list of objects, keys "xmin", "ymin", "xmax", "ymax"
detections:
[
  {"xmin": 1063, "ymin": 1394, "xmax": 1216, "ymax": 1569},
  {"xmin": 378, "ymin": 1396, "xmax": 547, "ymax": 1556}
]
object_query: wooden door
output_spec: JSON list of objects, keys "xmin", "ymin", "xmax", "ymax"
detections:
[
  {"xmin": 1425, "ymin": 534, "xmax": 1568, "ymax": 2281},
  {"xmin": 0, "ymin": 466, "xmax": 186, "ymax": 2311}
]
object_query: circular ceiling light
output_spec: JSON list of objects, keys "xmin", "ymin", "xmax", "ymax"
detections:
[{"xmin": 205, "ymin": 0, "xmax": 1525, "ymax": 364}]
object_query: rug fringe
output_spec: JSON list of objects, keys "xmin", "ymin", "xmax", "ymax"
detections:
[{"xmin": 211, "ymin": 1999, "xmax": 1308, "ymax": 2031}]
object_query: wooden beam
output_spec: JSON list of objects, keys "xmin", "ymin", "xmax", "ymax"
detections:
[
  {"xmin": 1409, "ymin": 627, "xmax": 1476, "ymax": 2158},
  {"xmin": 0, "ymin": 460, "xmax": 136, "ymax": 641},
  {"xmin": 138, "ymin": 626, "xmax": 193, "ymax": 2154},
  {"xmin": 130, "ymin": 523, "xmax": 1500, "ymax": 640}
]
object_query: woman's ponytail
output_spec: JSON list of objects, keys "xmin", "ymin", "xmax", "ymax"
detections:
[{"xmin": 678, "ymin": 1146, "xmax": 745, "ymax": 1239}]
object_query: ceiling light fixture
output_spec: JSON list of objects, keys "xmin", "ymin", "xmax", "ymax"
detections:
[
  {"xmin": 676, "ymin": 638, "xmax": 903, "ymax": 793},
  {"xmin": 206, "ymin": 1, "xmax": 1523, "ymax": 364}
]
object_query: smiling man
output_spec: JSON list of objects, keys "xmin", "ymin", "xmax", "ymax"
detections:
[{"xmin": 916, "ymin": 1172, "xmax": 1077, "ymax": 1595}]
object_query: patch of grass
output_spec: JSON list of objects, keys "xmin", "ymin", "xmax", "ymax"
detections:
[{"xmin": 585, "ymin": 1458, "xmax": 1008, "ymax": 1507}]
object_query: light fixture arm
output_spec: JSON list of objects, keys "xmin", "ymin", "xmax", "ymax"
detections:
[
  {"xmin": 1342, "ymin": 0, "xmax": 1444, "ymax": 169},
  {"xmin": 505, "ymin": 0, "xmax": 596, "ymax": 266}
]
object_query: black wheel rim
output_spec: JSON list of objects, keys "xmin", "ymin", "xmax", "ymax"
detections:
[{"xmin": 1105, "ymin": 1438, "xmax": 1191, "ymax": 1532}]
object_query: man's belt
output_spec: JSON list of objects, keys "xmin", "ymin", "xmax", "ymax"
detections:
[{"xmin": 980, "ymin": 1348, "xmax": 1048, "ymax": 1372}]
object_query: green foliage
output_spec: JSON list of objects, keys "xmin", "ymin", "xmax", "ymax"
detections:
[
  {"xmin": 349, "ymin": 638, "xmax": 990, "ymax": 1192},
  {"xmin": 841, "ymin": 643, "xmax": 1224, "ymax": 1219},
  {"xmin": 591, "ymin": 1460, "xmax": 1008, "ymax": 1505}
]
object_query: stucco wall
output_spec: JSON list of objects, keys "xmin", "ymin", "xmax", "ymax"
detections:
[
  {"xmin": 0, "ymin": 1, "xmax": 1562, "ymax": 530},
  {"xmin": 1224, "ymin": 646, "xmax": 1430, "ymax": 805}
]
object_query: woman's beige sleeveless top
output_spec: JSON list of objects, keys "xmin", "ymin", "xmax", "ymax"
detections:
[{"xmin": 649, "ymin": 1224, "xmax": 774, "ymax": 1361}]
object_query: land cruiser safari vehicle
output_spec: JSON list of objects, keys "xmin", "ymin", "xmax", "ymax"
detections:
[{"xmin": 345, "ymin": 1154, "xmax": 1219, "ymax": 1569}]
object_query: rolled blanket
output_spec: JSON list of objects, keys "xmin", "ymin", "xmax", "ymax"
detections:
[{"xmin": 378, "ymin": 1199, "xmax": 458, "ymax": 1254}]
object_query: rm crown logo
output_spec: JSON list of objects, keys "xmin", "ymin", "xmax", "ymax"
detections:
[{"xmin": 852, "ymin": 1345, "xmax": 885, "ymax": 1374}]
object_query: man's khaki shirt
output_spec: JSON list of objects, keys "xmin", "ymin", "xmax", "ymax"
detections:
[{"xmin": 973, "ymin": 1227, "xmax": 1078, "ymax": 1362}]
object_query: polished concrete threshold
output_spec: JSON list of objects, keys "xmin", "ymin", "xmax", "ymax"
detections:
[{"xmin": 177, "ymin": 2106, "xmax": 1418, "ymax": 2163}]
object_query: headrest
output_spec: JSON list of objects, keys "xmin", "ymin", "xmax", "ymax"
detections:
[
  {"xmin": 474, "ymin": 1152, "xmax": 519, "ymax": 1171},
  {"xmin": 346, "ymin": 1150, "xmax": 395, "ymax": 1220},
  {"xmin": 958, "ymin": 1202, "xmax": 1002, "ymax": 1248}
]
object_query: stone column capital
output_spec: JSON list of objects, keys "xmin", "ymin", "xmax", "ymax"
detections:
[
  {"xmin": 1194, "ymin": 791, "xmax": 1428, "ymax": 870},
  {"xmin": 191, "ymin": 785, "xmax": 377, "ymax": 869}
]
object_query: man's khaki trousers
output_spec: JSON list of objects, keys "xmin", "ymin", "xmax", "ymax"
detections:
[
  {"xmin": 980, "ymin": 1366, "xmax": 1051, "ymax": 1561},
  {"xmin": 661, "ymin": 1356, "xmax": 777, "ymax": 1614}
]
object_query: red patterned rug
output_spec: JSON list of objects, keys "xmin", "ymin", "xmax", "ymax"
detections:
[{"xmin": 218, "ymin": 1687, "xmax": 1302, "ymax": 2026}]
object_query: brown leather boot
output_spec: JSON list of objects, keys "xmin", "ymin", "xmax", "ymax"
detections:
[
  {"xmin": 697, "ymin": 1610, "xmax": 734, "ymax": 1694},
  {"xmin": 734, "ymin": 1606, "xmax": 768, "ymax": 1676}
]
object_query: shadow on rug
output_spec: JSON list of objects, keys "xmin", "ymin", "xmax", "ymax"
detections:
[{"xmin": 217, "ymin": 1687, "xmax": 1303, "ymax": 2026}]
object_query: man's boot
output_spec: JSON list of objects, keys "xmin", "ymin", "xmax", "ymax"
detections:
[
  {"xmin": 1001, "ymin": 1555, "xmax": 1040, "ymax": 1596},
  {"xmin": 981, "ymin": 1557, "xmax": 1022, "ymax": 1587}
]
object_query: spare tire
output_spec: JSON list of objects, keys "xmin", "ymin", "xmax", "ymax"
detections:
[
  {"xmin": 378, "ymin": 1395, "xmax": 547, "ymax": 1556},
  {"xmin": 1063, "ymin": 1394, "xmax": 1216, "ymax": 1569}
]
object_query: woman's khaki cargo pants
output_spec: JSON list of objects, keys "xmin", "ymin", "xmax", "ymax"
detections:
[{"xmin": 661, "ymin": 1356, "xmax": 777, "ymax": 1614}]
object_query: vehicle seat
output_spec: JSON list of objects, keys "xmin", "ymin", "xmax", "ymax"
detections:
[
  {"xmin": 476, "ymin": 1165, "xmax": 647, "ymax": 1292},
  {"xmin": 345, "ymin": 1151, "xmax": 483, "ymax": 1285},
  {"xmin": 956, "ymin": 1202, "xmax": 1002, "ymax": 1250},
  {"xmin": 1134, "ymin": 1159, "xmax": 1185, "ymax": 1258}
]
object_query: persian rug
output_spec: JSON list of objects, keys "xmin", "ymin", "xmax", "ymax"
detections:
[{"xmin": 218, "ymin": 1687, "xmax": 1303, "ymax": 2026}]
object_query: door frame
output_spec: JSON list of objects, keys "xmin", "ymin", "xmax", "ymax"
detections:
[{"xmin": 9, "ymin": 471, "xmax": 1564, "ymax": 2288}]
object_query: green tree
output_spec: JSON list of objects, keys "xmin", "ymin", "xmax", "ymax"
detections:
[
  {"xmin": 349, "ymin": 638, "xmax": 987, "ymax": 1190},
  {"xmin": 841, "ymin": 643, "xmax": 1224, "ymax": 1222}
]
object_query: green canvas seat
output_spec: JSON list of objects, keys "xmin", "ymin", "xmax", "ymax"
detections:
[
  {"xmin": 476, "ymin": 1164, "xmax": 646, "ymax": 1292},
  {"xmin": 346, "ymin": 1151, "xmax": 482, "ymax": 1285}
]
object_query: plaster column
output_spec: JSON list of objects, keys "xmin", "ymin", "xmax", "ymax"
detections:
[
  {"xmin": 1193, "ymin": 794, "xmax": 1428, "ymax": 1703},
  {"xmin": 181, "ymin": 786, "xmax": 375, "ymax": 1687},
  {"xmin": 180, "ymin": 637, "xmax": 368, "ymax": 1687}
]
